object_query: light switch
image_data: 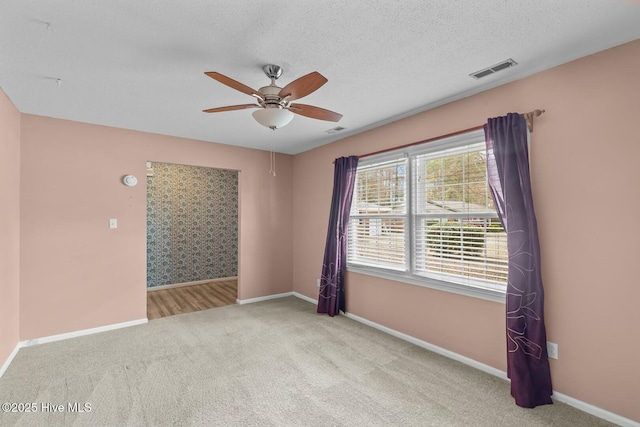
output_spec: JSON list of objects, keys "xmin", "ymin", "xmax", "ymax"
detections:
[{"xmin": 109, "ymin": 218, "xmax": 117, "ymax": 229}]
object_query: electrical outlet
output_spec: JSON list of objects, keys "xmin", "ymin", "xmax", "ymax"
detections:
[
  {"xmin": 547, "ymin": 341, "xmax": 558, "ymax": 359},
  {"xmin": 316, "ymin": 278, "xmax": 321, "ymax": 287}
]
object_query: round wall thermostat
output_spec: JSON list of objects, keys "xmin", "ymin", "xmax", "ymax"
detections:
[{"xmin": 122, "ymin": 175, "xmax": 138, "ymax": 187}]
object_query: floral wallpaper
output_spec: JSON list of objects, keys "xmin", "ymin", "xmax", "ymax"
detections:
[{"xmin": 146, "ymin": 162, "xmax": 238, "ymax": 288}]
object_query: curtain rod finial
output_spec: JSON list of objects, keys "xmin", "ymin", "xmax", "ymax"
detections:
[{"xmin": 525, "ymin": 109, "xmax": 545, "ymax": 132}]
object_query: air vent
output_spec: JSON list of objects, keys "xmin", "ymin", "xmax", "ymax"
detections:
[
  {"xmin": 470, "ymin": 59, "xmax": 518, "ymax": 79},
  {"xmin": 325, "ymin": 126, "xmax": 346, "ymax": 134}
]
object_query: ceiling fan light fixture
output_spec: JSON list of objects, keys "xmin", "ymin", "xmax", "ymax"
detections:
[{"xmin": 252, "ymin": 108, "xmax": 294, "ymax": 130}]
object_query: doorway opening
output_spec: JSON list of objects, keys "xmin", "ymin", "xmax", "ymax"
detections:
[{"xmin": 145, "ymin": 161, "xmax": 238, "ymax": 319}]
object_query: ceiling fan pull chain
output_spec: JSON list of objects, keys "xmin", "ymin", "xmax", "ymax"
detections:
[
  {"xmin": 269, "ymin": 130, "xmax": 276, "ymax": 177},
  {"xmin": 272, "ymin": 150, "xmax": 276, "ymax": 177}
]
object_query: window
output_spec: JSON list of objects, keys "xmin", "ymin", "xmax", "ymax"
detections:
[{"xmin": 347, "ymin": 130, "xmax": 508, "ymax": 301}]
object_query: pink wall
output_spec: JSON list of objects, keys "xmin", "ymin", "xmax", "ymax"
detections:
[
  {"xmin": 20, "ymin": 116, "xmax": 293, "ymax": 339},
  {"xmin": 0, "ymin": 89, "xmax": 21, "ymax": 367},
  {"xmin": 292, "ymin": 40, "xmax": 640, "ymax": 421}
]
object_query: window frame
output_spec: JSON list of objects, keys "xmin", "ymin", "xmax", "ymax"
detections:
[{"xmin": 346, "ymin": 130, "xmax": 507, "ymax": 303}]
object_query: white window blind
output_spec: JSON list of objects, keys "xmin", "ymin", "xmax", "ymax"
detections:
[
  {"xmin": 348, "ymin": 157, "xmax": 407, "ymax": 270},
  {"xmin": 347, "ymin": 130, "xmax": 509, "ymax": 298},
  {"xmin": 412, "ymin": 142, "xmax": 507, "ymax": 291}
]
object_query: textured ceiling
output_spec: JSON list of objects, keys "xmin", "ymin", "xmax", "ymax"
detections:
[{"xmin": 1, "ymin": 1, "xmax": 639, "ymax": 154}]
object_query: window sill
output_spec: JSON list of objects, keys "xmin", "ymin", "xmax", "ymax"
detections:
[{"xmin": 346, "ymin": 264, "xmax": 506, "ymax": 304}]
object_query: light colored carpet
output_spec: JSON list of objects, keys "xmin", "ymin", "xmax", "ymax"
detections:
[{"xmin": 0, "ymin": 297, "xmax": 612, "ymax": 426}]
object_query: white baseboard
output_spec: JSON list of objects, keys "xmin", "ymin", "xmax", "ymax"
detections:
[
  {"xmin": 0, "ymin": 343, "xmax": 21, "ymax": 379},
  {"xmin": 551, "ymin": 391, "xmax": 639, "ymax": 427},
  {"xmin": 236, "ymin": 292, "xmax": 294, "ymax": 305},
  {"xmin": 343, "ymin": 311, "xmax": 508, "ymax": 380},
  {"xmin": 0, "ymin": 318, "xmax": 148, "ymax": 380},
  {"xmin": 147, "ymin": 276, "xmax": 237, "ymax": 292},
  {"xmin": 292, "ymin": 292, "xmax": 318, "ymax": 305},
  {"xmin": 333, "ymin": 308, "xmax": 638, "ymax": 427},
  {"xmin": 235, "ymin": 291, "xmax": 318, "ymax": 306},
  {"xmin": 20, "ymin": 318, "xmax": 148, "ymax": 347}
]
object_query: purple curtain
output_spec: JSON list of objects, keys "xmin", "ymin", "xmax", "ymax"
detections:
[
  {"xmin": 484, "ymin": 113, "xmax": 553, "ymax": 408},
  {"xmin": 317, "ymin": 156, "xmax": 359, "ymax": 317}
]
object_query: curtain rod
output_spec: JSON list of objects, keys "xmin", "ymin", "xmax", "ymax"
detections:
[{"xmin": 358, "ymin": 109, "xmax": 545, "ymax": 160}]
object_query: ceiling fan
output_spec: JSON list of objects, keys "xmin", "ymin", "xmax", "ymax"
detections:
[{"xmin": 203, "ymin": 64, "xmax": 342, "ymax": 129}]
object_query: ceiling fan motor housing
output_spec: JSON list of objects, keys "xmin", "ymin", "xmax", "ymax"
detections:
[{"xmin": 258, "ymin": 79, "xmax": 287, "ymax": 109}]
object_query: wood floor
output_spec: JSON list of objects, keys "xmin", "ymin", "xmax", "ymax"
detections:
[{"xmin": 147, "ymin": 279, "xmax": 237, "ymax": 320}]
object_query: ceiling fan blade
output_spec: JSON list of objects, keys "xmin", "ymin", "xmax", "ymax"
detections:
[
  {"xmin": 288, "ymin": 103, "xmax": 342, "ymax": 122},
  {"xmin": 278, "ymin": 72, "xmax": 328, "ymax": 100},
  {"xmin": 202, "ymin": 104, "xmax": 260, "ymax": 113},
  {"xmin": 204, "ymin": 72, "xmax": 264, "ymax": 100}
]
